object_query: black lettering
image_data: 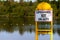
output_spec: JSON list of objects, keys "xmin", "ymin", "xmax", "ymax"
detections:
[
  {"xmin": 41, "ymin": 14, "xmax": 46, "ymax": 17},
  {"xmin": 36, "ymin": 11, "xmax": 51, "ymax": 13},
  {"xmin": 38, "ymin": 18, "xmax": 42, "ymax": 20},
  {"xmin": 43, "ymin": 18, "xmax": 49, "ymax": 20}
]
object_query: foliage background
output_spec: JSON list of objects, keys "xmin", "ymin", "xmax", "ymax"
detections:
[{"xmin": 0, "ymin": 1, "xmax": 59, "ymax": 19}]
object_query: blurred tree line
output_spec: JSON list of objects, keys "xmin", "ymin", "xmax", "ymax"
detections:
[{"xmin": 0, "ymin": 0, "xmax": 60, "ymax": 19}]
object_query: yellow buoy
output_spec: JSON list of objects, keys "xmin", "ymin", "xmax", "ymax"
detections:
[{"xmin": 36, "ymin": 2, "xmax": 52, "ymax": 10}]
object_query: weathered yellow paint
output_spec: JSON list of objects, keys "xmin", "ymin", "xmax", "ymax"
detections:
[
  {"xmin": 38, "ymin": 29, "xmax": 51, "ymax": 31},
  {"xmin": 50, "ymin": 19, "xmax": 53, "ymax": 40},
  {"xmin": 35, "ymin": 21, "xmax": 53, "ymax": 40},
  {"xmin": 35, "ymin": 22, "xmax": 38, "ymax": 40},
  {"xmin": 39, "ymin": 31, "xmax": 51, "ymax": 34},
  {"xmin": 36, "ymin": 2, "xmax": 52, "ymax": 10}
]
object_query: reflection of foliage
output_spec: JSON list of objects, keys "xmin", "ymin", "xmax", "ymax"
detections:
[
  {"xmin": 29, "ymin": 28, "xmax": 32, "ymax": 33},
  {"xmin": 53, "ymin": 29, "xmax": 55, "ymax": 34},
  {"xmin": 55, "ymin": 19, "xmax": 60, "ymax": 24},
  {"xmin": 25, "ymin": 17, "xmax": 34, "ymax": 25},
  {"xmin": 4, "ymin": 24, "xmax": 14, "ymax": 33},
  {"xmin": 57, "ymin": 28, "xmax": 60, "ymax": 36},
  {"xmin": 19, "ymin": 26, "xmax": 25, "ymax": 35},
  {"xmin": 0, "ymin": 16, "xmax": 60, "ymax": 35},
  {"xmin": 0, "ymin": 23, "xmax": 14, "ymax": 33}
]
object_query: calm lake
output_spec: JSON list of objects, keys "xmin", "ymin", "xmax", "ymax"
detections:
[{"xmin": 0, "ymin": 17, "xmax": 60, "ymax": 40}]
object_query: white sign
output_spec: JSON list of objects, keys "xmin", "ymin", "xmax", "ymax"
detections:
[{"xmin": 35, "ymin": 10, "xmax": 52, "ymax": 22}]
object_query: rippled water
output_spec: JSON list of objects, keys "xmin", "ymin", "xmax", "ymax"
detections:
[{"xmin": 0, "ymin": 17, "xmax": 60, "ymax": 40}]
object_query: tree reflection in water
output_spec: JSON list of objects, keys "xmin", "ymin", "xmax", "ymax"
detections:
[
  {"xmin": 19, "ymin": 25, "xmax": 25, "ymax": 35},
  {"xmin": 0, "ymin": 17, "xmax": 60, "ymax": 36},
  {"xmin": 57, "ymin": 28, "xmax": 60, "ymax": 36}
]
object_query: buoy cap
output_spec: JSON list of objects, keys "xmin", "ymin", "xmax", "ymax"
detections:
[{"xmin": 36, "ymin": 2, "xmax": 52, "ymax": 10}]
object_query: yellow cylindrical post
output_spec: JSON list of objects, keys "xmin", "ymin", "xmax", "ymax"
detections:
[
  {"xmin": 50, "ymin": 16, "xmax": 53, "ymax": 40},
  {"xmin": 35, "ymin": 22, "xmax": 38, "ymax": 40}
]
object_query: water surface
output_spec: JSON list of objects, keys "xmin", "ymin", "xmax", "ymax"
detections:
[{"xmin": 0, "ymin": 17, "xmax": 60, "ymax": 40}]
